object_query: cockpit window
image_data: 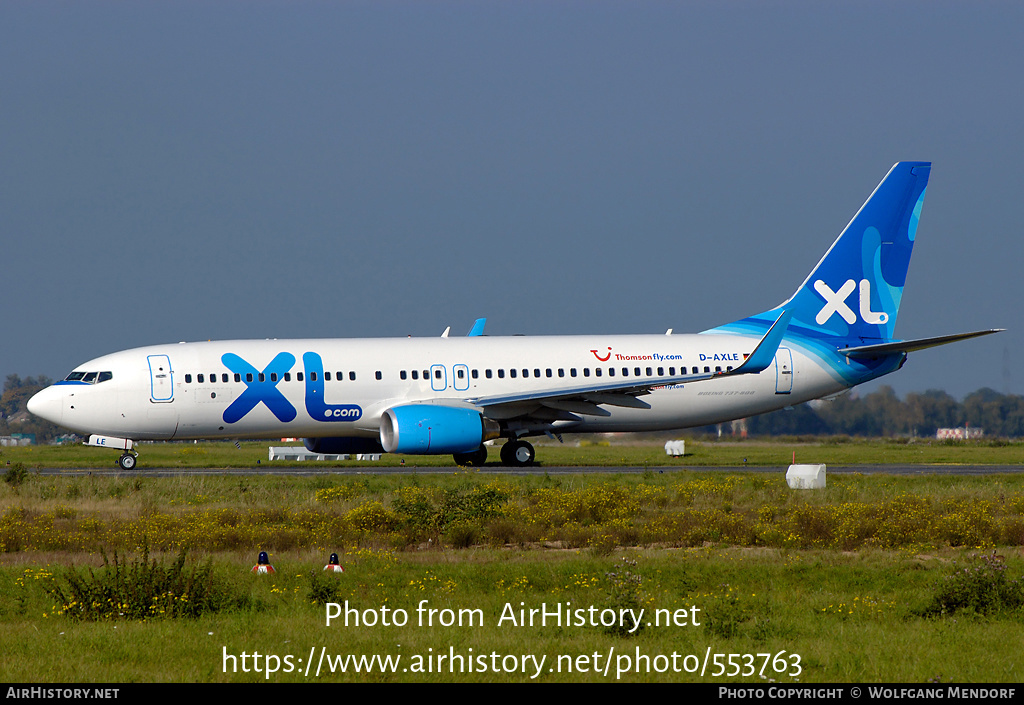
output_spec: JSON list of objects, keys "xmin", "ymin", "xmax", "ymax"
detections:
[{"xmin": 64, "ymin": 371, "xmax": 113, "ymax": 384}]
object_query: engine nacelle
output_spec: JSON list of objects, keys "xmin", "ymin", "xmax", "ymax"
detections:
[
  {"xmin": 304, "ymin": 437, "xmax": 385, "ymax": 455},
  {"xmin": 380, "ymin": 405, "xmax": 500, "ymax": 454}
]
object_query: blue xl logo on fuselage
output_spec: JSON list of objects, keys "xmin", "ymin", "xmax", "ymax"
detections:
[
  {"xmin": 302, "ymin": 352, "xmax": 363, "ymax": 421},
  {"xmin": 220, "ymin": 352, "xmax": 362, "ymax": 425}
]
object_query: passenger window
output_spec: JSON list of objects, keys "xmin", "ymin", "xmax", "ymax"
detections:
[
  {"xmin": 472, "ymin": 370, "xmax": 479, "ymax": 379},
  {"xmin": 375, "ymin": 371, "xmax": 382, "ymax": 380},
  {"xmin": 234, "ymin": 373, "xmax": 241, "ymax": 383},
  {"xmin": 222, "ymin": 374, "xmax": 229, "ymax": 383},
  {"xmin": 510, "ymin": 369, "xmax": 517, "ymax": 378},
  {"xmin": 412, "ymin": 370, "xmax": 419, "ymax": 380},
  {"xmin": 657, "ymin": 367, "xmax": 663, "ymax": 376},
  {"xmin": 534, "ymin": 369, "xmax": 541, "ymax": 377},
  {"xmin": 457, "ymin": 369, "xmax": 465, "ymax": 379},
  {"xmin": 595, "ymin": 368, "xmax": 602, "ymax": 377},
  {"xmin": 434, "ymin": 370, "xmax": 442, "ymax": 379},
  {"xmin": 283, "ymin": 373, "xmax": 290, "ymax": 382},
  {"xmin": 583, "ymin": 368, "xmax": 590, "ymax": 377},
  {"xmin": 246, "ymin": 373, "xmax": 254, "ymax": 382},
  {"xmin": 324, "ymin": 372, "xmax": 331, "ymax": 381},
  {"xmin": 703, "ymin": 367, "xmax": 710, "ymax": 373},
  {"xmin": 297, "ymin": 372, "xmax": 304, "ymax": 382},
  {"xmin": 185, "ymin": 374, "xmax": 192, "ymax": 384},
  {"xmin": 198, "ymin": 374, "xmax": 205, "ymax": 383},
  {"xmin": 271, "ymin": 373, "xmax": 278, "ymax": 382},
  {"xmin": 570, "ymin": 368, "xmax": 576, "ymax": 377},
  {"xmin": 259, "ymin": 373, "xmax": 266, "ymax": 383},
  {"xmin": 498, "ymin": 369, "xmax": 505, "ymax": 379},
  {"xmin": 401, "ymin": 370, "xmax": 407, "ymax": 380},
  {"xmin": 646, "ymin": 367, "xmax": 653, "ymax": 376},
  {"xmin": 557, "ymin": 369, "xmax": 563, "ymax": 378},
  {"xmin": 486, "ymin": 369, "xmax": 493, "ymax": 379},
  {"xmin": 350, "ymin": 372, "xmax": 356, "ymax": 381}
]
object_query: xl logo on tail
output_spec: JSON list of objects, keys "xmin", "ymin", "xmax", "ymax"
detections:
[{"xmin": 813, "ymin": 279, "xmax": 888, "ymax": 326}]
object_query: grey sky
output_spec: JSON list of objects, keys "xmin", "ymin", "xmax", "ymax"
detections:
[{"xmin": 2, "ymin": 1, "xmax": 1020, "ymax": 400}]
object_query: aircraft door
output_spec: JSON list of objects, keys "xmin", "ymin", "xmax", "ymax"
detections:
[
  {"xmin": 430, "ymin": 364, "xmax": 447, "ymax": 392},
  {"xmin": 775, "ymin": 348, "xmax": 793, "ymax": 394},
  {"xmin": 453, "ymin": 364, "xmax": 470, "ymax": 392},
  {"xmin": 148, "ymin": 355, "xmax": 174, "ymax": 403}
]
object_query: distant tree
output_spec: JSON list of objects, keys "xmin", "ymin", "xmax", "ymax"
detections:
[
  {"xmin": 0, "ymin": 374, "xmax": 61, "ymax": 443},
  {"xmin": 737, "ymin": 386, "xmax": 1024, "ymax": 439},
  {"xmin": 746, "ymin": 404, "xmax": 830, "ymax": 435},
  {"xmin": 962, "ymin": 388, "xmax": 1024, "ymax": 437},
  {"xmin": 904, "ymin": 389, "xmax": 962, "ymax": 437}
]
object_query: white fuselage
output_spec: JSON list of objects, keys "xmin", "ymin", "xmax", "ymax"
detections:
[{"xmin": 30, "ymin": 332, "xmax": 843, "ymax": 442}]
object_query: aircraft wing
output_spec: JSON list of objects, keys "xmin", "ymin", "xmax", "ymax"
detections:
[
  {"xmin": 837, "ymin": 329, "xmax": 1003, "ymax": 358},
  {"xmin": 464, "ymin": 310, "xmax": 792, "ymax": 415}
]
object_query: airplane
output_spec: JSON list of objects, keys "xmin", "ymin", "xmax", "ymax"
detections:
[{"xmin": 28, "ymin": 161, "xmax": 1001, "ymax": 470}]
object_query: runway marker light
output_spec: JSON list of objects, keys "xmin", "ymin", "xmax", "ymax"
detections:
[
  {"xmin": 324, "ymin": 552, "xmax": 345, "ymax": 573},
  {"xmin": 252, "ymin": 550, "xmax": 276, "ymax": 574}
]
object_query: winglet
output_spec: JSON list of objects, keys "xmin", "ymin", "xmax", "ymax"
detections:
[
  {"xmin": 721, "ymin": 309, "xmax": 792, "ymax": 376},
  {"xmin": 467, "ymin": 318, "xmax": 487, "ymax": 337}
]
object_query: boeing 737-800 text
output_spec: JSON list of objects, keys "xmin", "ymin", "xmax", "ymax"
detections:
[{"xmin": 28, "ymin": 162, "xmax": 1000, "ymax": 469}]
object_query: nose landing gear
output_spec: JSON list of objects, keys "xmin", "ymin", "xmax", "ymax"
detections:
[{"xmin": 85, "ymin": 435, "xmax": 139, "ymax": 470}]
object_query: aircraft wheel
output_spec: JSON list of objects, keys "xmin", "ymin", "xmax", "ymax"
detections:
[
  {"xmin": 499, "ymin": 440, "xmax": 514, "ymax": 465},
  {"xmin": 501, "ymin": 439, "xmax": 534, "ymax": 467},
  {"xmin": 453, "ymin": 446, "xmax": 488, "ymax": 467},
  {"xmin": 118, "ymin": 453, "xmax": 137, "ymax": 471}
]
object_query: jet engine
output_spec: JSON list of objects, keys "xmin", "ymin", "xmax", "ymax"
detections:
[{"xmin": 380, "ymin": 404, "xmax": 500, "ymax": 454}]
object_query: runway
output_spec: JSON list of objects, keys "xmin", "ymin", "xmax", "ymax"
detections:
[{"xmin": 30, "ymin": 464, "xmax": 1024, "ymax": 477}]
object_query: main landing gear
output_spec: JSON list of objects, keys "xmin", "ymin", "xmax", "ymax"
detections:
[
  {"xmin": 499, "ymin": 439, "xmax": 535, "ymax": 467},
  {"xmin": 453, "ymin": 446, "xmax": 489, "ymax": 467},
  {"xmin": 451, "ymin": 439, "xmax": 536, "ymax": 467}
]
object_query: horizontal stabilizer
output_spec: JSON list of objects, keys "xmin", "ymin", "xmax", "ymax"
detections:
[{"xmin": 838, "ymin": 329, "xmax": 1003, "ymax": 358}]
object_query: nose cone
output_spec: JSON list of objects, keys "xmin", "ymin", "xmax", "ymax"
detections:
[{"xmin": 27, "ymin": 386, "xmax": 63, "ymax": 425}]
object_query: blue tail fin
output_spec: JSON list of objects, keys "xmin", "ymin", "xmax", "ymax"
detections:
[{"xmin": 711, "ymin": 161, "xmax": 930, "ymax": 344}]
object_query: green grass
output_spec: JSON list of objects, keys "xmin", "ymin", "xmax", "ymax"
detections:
[
  {"xmin": 3, "ymin": 547, "xmax": 1023, "ymax": 682},
  {"xmin": 2, "ymin": 436, "xmax": 1024, "ymax": 469},
  {"xmin": 3, "ymin": 468, "xmax": 1024, "ymax": 682}
]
